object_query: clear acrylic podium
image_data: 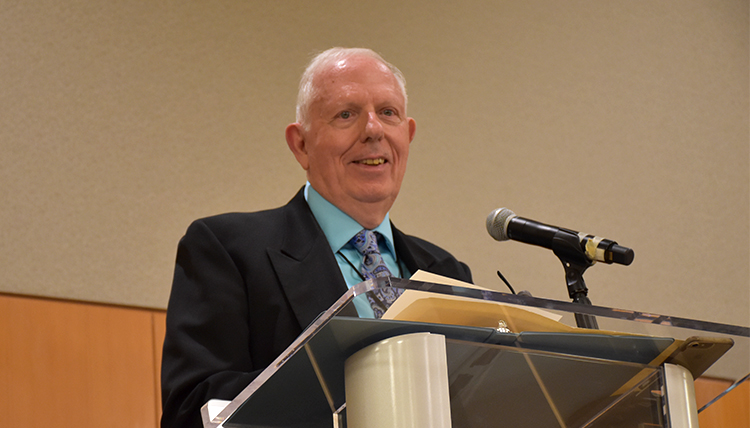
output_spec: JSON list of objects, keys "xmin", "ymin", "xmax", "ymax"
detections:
[{"xmin": 201, "ymin": 277, "xmax": 749, "ymax": 428}]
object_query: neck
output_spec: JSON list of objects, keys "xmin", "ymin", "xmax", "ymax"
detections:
[{"xmin": 344, "ymin": 203, "xmax": 389, "ymax": 230}]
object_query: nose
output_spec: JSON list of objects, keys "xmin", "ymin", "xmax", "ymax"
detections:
[{"xmin": 363, "ymin": 111, "xmax": 384, "ymax": 142}]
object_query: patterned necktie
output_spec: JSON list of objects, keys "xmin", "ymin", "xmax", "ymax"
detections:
[{"xmin": 349, "ymin": 229, "xmax": 403, "ymax": 318}]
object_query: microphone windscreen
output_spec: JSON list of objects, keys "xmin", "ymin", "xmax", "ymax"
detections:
[
  {"xmin": 486, "ymin": 208, "xmax": 516, "ymax": 241},
  {"xmin": 609, "ymin": 244, "xmax": 635, "ymax": 265}
]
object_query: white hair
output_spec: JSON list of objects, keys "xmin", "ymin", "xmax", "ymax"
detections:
[{"xmin": 295, "ymin": 47, "xmax": 408, "ymax": 129}]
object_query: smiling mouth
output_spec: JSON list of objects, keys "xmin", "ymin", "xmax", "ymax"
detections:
[{"xmin": 355, "ymin": 158, "xmax": 386, "ymax": 166}]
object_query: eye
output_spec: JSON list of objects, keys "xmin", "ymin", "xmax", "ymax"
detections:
[
  {"xmin": 382, "ymin": 108, "xmax": 395, "ymax": 116},
  {"xmin": 338, "ymin": 111, "xmax": 352, "ymax": 119}
]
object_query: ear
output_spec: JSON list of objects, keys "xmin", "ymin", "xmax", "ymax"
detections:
[
  {"xmin": 407, "ymin": 117, "xmax": 416, "ymax": 143},
  {"xmin": 285, "ymin": 123, "xmax": 310, "ymax": 170}
]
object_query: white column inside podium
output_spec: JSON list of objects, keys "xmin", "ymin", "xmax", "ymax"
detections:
[
  {"xmin": 664, "ymin": 363, "xmax": 699, "ymax": 428},
  {"xmin": 344, "ymin": 332, "xmax": 452, "ymax": 428}
]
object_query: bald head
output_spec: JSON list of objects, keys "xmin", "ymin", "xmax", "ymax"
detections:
[{"xmin": 295, "ymin": 48, "xmax": 408, "ymax": 129}]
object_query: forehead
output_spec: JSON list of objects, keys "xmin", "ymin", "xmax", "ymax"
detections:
[{"xmin": 311, "ymin": 56, "xmax": 405, "ymax": 107}]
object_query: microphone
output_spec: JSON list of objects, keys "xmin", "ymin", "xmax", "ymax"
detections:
[{"xmin": 486, "ymin": 208, "xmax": 634, "ymax": 266}]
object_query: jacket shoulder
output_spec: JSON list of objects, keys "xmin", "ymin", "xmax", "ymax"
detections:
[{"xmin": 183, "ymin": 189, "xmax": 310, "ymax": 247}]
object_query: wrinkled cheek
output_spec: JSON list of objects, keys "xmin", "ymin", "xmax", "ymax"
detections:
[{"xmin": 396, "ymin": 154, "xmax": 410, "ymax": 181}]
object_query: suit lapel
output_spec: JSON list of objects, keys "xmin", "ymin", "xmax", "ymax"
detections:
[
  {"xmin": 392, "ymin": 223, "xmax": 439, "ymax": 275},
  {"xmin": 267, "ymin": 190, "xmax": 354, "ymax": 330}
]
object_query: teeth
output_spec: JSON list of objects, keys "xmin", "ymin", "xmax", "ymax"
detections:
[{"xmin": 358, "ymin": 158, "xmax": 385, "ymax": 165}]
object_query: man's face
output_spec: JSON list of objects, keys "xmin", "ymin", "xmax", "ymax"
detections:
[{"xmin": 287, "ymin": 55, "xmax": 416, "ymax": 224}]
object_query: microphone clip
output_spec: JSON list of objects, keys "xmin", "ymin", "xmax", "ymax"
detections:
[{"xmin": 550, "ymin": 229, "xmax": 599, "ymax": 329}]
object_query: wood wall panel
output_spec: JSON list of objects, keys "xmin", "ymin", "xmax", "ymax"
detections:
[
  {"xmin": 152, "ymin": 311, "xmax": 167, "ymax": 427},
  {"xmin": 0, "ymin": 293, "xmax": 159, "ymax": 428},
  {"xmin": 694, "ymin": 377, "xmax": 750, "ymax": 428}
]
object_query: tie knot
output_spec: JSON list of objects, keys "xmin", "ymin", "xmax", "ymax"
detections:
[{"xmin": 350, "ymin": 229, "xmax": 380, "ymax": 255}]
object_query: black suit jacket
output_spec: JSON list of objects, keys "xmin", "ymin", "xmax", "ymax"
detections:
[{"xmin": 160, "ymin": 189, "xmax": 472, "ymax": 428}]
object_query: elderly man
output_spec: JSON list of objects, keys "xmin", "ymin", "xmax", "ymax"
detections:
[{"xmin": 160, "ymin": 47, "xmax": 472, "ymax": 428}]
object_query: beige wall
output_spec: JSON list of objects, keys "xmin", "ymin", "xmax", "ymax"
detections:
[{"xmin": 2, "ymin": 0, "xmax": 747, "ymax": 374}]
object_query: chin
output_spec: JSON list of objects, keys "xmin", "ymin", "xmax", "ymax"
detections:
[
  {"xmin": 352, "ymin": 189, "xmax": 398, "ymax": 205},
  {"xmin": 347, "ymin": 180, "xmax": 402, "ymax": 205}
]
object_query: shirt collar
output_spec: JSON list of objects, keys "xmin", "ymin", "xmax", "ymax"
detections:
[{"xmin": 305, "ymin": 182, "xmax": 396, "ymax": 254}]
